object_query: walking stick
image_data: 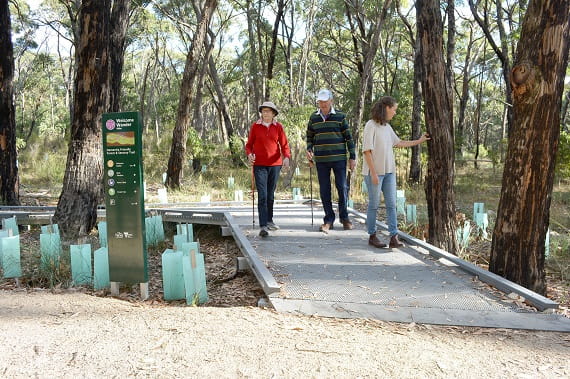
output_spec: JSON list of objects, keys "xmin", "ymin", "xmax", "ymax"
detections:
[
  {"xmin": 346, "ymin": 168, "xmax": 352, "ymax": 208},
  {"xmin": 309, "ymin": 160, "xmax": 314, "ymax": 227},
  {"xmin": 251, "ymin": 165, "xmax": 255, "ymax": 228}
]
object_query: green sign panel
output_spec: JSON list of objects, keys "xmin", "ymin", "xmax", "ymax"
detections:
[{"xmin": 102, "ymin": 112, "xmax": 148, "ymax": 283}]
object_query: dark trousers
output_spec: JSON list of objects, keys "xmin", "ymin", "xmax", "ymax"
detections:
[
  {"xmin": 315, "ymin": 160, "xmax": 348, "ymax": 225},
  {"xmin": 254, "ymin": 165, "xmax": 281, "ymax": 227}
]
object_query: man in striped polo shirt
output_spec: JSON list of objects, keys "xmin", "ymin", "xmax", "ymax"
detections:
[{"xmin": 306, "ymin": 89, "xmax": 356, "ymax": 232}]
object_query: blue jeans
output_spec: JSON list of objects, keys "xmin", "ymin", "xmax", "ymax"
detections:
[
  {"xmin": 316, "ymin": 160, "xmax": 348, "ymax": 225},
  {"xmin": 254, "ymin": 165, "xmax": 281, "ymax": 227},
  {"xmin": 364, "ymin": 172, "xmax": 398, "ymax": 236}
]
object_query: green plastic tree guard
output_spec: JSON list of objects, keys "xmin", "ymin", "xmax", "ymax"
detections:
[
  {"xmin": 145, "ymin": 217, "xmax": 156, "ymax": 246},
  {"xmin": 40, "ymin": 232, "xmax": 61, "ymax": 272},
  {"xmin": 153, "ymin": 215, "xmax": 165, "ymax": 242},
  {"xmin": 181, "ymin": 242, "xmax": 208, "ymax": 304},
  {"xmin": 145, "ymin": 215, "xmax": 165, "ymax": 246},
  {"xmin": 176, "ymin": 223, "xmax": 194, "ymax": 242},
  {"xmin": 1, "ymin": 235, "xmax": 21, "ymax": 278},
  {"xmin": 473, "ymin": 202, "xmax": 485, "ymax": 219},
  {"xmin": 396, "ymin": 190, "xmax": 406, "ymax": 216},
  {"xmin": 70, "ymin": 244, "xmax": 92, "ymax": 286},
  {"xmin": 98, "ymin": 221, "xmax": 108, "ymax": 248},
  {"xmin": 456, "ymin": 221, "xmax": 472, "ymax": 248},
  {"xmin": 406, "ymin": 204, "xmax": 417, "ymax": 225},
  {"xmin": 0, "ymin": 230, "xmax": 8, "ymax": 266},
  {"xmin": 475, "ymin": 213, "xmax": 489, "ymax": 239},
  {"xmin": 41, "ymin": 224, "xmax": 59, "ymax": 235},
  {"xmin": 2, "ymin": 217, "xmax": 19, "ymax": 236},
  {"xmin": 161, "ymin": 249, "xmax": 185, "ymax": 301},
  {"xmin": 93, "ymin": 247, "xmax": 110, "ymax": 290}
]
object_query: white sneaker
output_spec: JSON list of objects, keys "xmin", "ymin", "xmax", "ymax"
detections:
[
  {"xmin": 267, "ymin": 222, "xmax": 280, "ymax": 231},
  {"xmin": 259, "ymin": 226, "xmax": 269, "ymax": 237}
]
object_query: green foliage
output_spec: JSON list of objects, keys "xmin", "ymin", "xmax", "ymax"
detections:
[
  {"xmin": 19, "ymin": 143, "xmax": 66, "ymax": 186},
  {"xmin": 556, "ymin": 131, "xmax": 570, "ymax": 179}
]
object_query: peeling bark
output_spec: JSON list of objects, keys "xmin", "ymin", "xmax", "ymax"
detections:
[
  {"xmin": 0, "ymin": 1, "xmax": 19, "ymax": 205},
  {"xmin": 490, "ymin": 0, "xmax": 570, "ymax": 294}
]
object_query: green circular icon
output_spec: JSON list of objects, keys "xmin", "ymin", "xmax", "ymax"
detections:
[{"xmin": 108, "ymin": 188, "xmax": 116, "ymax": 196}]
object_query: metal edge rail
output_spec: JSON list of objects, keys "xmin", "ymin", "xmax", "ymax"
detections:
[
  {"xmin": 348, "ymin": 208, "xmax": 558, "ymax": 311},
  {"xmin": 223, "ymin": 212, "xmax": 280, "ymax": 295}
]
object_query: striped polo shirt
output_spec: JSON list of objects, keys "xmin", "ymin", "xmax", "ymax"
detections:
[{"xmin": 306, "ymin": 108, "xmax": 355, "ymax": 163}]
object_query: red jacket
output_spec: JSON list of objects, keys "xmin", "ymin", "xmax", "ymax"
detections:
[{"xmin": 245, "ymin": 120, "xmax": 291, "ymax": 166}]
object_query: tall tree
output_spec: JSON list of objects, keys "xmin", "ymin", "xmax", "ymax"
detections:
[
  {"xmin": 347, "ymin": 0, "xmax": 392, "ymax": 153},
  {"xmin": 245, "ymin": 0, "xmax": 262, "ymax": 111},
  {"xmin": 165, "ymin": 0, "xmax": 217, "ymax": 189},
  {"xmin": 416, "ymin": 0, "xmax": 458, "ymax": 253},
  {"xmin": 455, "ymin": 26, "xmax": 484, "ymax": 157},
  {"xmin": 397, "ymin": 3, "xmax": 423, "ymax": 183},
  {"xmin": 0, "ymin": 0, "xmax": 19, "ymax": 205},
  {"xmin": 490, "ymin": 0, "xmax": 570, "ymax": 295},
  {"xmin": 264, "ymin": 0, "xmax": 287, "ymax": 100},
  {"xmin": 468, "ymin": 0, "xmax": 515, "ymax": 134},
  {"xmin": 53, "ymin": 0, "xmax": 112, "ymax": 237},
  {"xmin": 109, "ymin": 0, "xmax": 132, "ymax": 112}
]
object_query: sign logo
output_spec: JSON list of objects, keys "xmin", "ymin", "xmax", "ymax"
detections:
[{"xmin": 106, "ymin": 119, "xmax": 116, "ymax": 130}]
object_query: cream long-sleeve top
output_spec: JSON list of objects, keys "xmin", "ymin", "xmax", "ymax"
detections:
[{"xmin": 361, "ymin": 119, "xmax": 401, "ymax": 176}]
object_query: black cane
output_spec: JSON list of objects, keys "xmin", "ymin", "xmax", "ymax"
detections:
[
  {"xmin": 346, "ymin": 168, "xmax": 352, "ymax": 208},
  {"xmin": 251, "ymin": 166, "xmax": 255, "ymax": 228},
  {"xmin": 309, "ymin": 161, "xmax": 314, "ymax": 227}
]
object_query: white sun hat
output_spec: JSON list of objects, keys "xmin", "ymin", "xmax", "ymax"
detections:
[{"xmin": 258, "ymin": 101, "xmax": 279, "ymax": 115}]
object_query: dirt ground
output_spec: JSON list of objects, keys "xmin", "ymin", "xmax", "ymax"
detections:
[
  {"xmin": 0, "ymin": 290, "xmax": 569, "ymax": 378},
  {"xmin": 1, "ymin": 226, "xmax": 569, "ymax": 378}
]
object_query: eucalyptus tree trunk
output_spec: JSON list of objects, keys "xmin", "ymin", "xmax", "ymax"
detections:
[
  {"xmin": 490, "ymin": 0, "xmax": 570, "ymax": 295},
  {"xmin": 469, "ymin": 0, "xmax": 514, "ymax": 133},
  {"xmin": 456, "ymin": 27, "xmax": 482, "ymax": 157},
  {"xmin": 347, "ymin": 0, "xmax": 392, "ymax": 154},
  {"xmin": 208, "ymin": 55, "xmax": 234, "ymax": 146},
  {"xmin": 282, "ymin": 5, "xmax": 295, "ymax": 105},
  {"xmin": 193, "ymin": 36, "xmax": 214, "ymax": 140},
  {"xmin": 408, "ymin": 36, "xmax": 423, "ymax": 183},
  {"xmin": 296, "ymin": 0, "xmax": 316, "ymax": 105},
  {"xmin": 54, "ymin": 0, "xmax": 112, "ymax": 238},
  {"xmin": 246, "ymin": 0, "xmax": 261, "ymax": 110},
  {"xmin": 166, "ymin": 0, "xmax": 217, "ymax": 189},
  {"xmin": 265, "ymin": 0, "xmax": 286, "ymax": 100},
  {"xmin": 109, "ymin": 0, "xmax": 132, "ymax": 112},
  {"xmin": 417, "ymin": 0, "xmax": 458, "ymax": 253},
  {"xmin": 397, "ymin": 5, "xmax": 423, "ymax": 183},
  {"xmin": 0, "ymin": 1, "xmax": 19, "ymax": 205}
]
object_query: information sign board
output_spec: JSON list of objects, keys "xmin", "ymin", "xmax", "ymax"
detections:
[{"xmin": 102, "ymin": 112, "xmax": 148, "ymax": 283}]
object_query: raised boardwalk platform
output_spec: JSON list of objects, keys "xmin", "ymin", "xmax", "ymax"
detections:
[
  {"xmin": 2, "ymin": 203, "xmax": 569, "ymax": 331},
  {"xmin": 229, "ymin": 203, "xmax": 570, "ymax": 332}
]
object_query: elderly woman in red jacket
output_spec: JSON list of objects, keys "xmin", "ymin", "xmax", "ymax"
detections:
[{"xmin": 245, "ymin": 101, "xmax": 291, "ymax": 237}]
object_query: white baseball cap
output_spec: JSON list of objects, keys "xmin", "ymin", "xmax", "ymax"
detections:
[{"xmin": 316, "ymin": 89, "xmax": 333, "ymax": 101}]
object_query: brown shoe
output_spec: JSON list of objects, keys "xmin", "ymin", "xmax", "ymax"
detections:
[
  {"xmin": 389, "ymin": 234, "xmax": 404, "ymax": 248},
  {"xmin": 341, "ymin": 219, "xmax": 353, "ymax": 230},
  {"xmin": 319, "ymin": 223, "xmax": 333, "ymax": 233},
  {"xmin": 368, "ymin": 234, "xmax": 387, "ymax": 248}
]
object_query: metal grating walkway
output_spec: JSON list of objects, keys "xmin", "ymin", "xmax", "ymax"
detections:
[{"xmin": 231, "ymin": 203, "xmax": 570, "ymax": 331}]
